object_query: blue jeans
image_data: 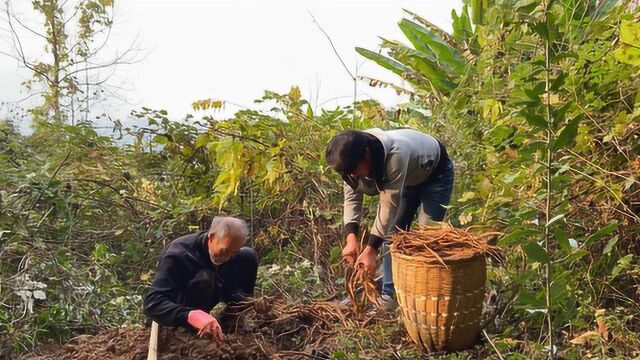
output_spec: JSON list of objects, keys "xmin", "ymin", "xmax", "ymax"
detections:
[{"xmin": 381, "ymin": 158, "xmax": 455, "ymax": 296}]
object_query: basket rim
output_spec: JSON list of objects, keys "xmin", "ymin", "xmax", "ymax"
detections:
[{"xmin": 390, "ymin": 244, "xmax": 485, "ymax": 265}]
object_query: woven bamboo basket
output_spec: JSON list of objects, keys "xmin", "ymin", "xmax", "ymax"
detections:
[{"xmin": 390, "ymin": 243, "xmax": 486, "ymax": 352}]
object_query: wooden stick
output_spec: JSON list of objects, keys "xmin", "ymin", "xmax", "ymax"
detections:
[{"xmin": 147, "ymin": 321, "xmax": 159, "ymax": 360}]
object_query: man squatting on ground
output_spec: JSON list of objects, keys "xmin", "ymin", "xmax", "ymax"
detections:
[{"xmin": 143, "ymin": 216, "xmax": 267, "ymax": 339}]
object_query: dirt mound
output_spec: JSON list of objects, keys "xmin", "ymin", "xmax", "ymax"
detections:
[
  {"xmin": 20, "ymin": 301, "xmax": 363, "ymax": 360},
  {"xmin": 19, "ymin": 327, "xmax": 149, "ymax": 360}
]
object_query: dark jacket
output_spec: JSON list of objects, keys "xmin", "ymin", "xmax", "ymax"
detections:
[{"xmin": 143, "ymin": 231, "xmax": 213, "ymax": 327}]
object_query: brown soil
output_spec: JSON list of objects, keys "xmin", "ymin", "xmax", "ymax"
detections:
[{"xmin": 19, "ymin": 302, "xmax": 357, "ymax": 360}]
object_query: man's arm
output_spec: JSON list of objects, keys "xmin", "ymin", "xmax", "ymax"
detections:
[
  {"xmin": 343, "ymin": 181, "xmax": 363, "ymax": 236},
  {"xmin": 143, "ymin": 254, "xmax": 193, "ymax": 328}
]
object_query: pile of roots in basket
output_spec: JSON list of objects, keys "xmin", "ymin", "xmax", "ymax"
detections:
[{"xmin": 391, "ymin": 224, "xmax": 502, "ymax": 266}]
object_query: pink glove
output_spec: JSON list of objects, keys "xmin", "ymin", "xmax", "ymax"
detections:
[
  {"xmin": 188, "ymin": 309, "xmax": 214, "ymax": 330},
  {"xmin": 187, "ymin": 310, "xmax": 224, "ymax": 340}
]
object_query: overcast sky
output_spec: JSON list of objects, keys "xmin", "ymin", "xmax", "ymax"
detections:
[{"xmin": 0, "ymin": 0, "xmax": 462, "ymax": 130}]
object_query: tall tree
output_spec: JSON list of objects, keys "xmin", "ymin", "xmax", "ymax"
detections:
[{"xmin": 1, "ymin": 0, "xmax": 138, "ymax": 124}]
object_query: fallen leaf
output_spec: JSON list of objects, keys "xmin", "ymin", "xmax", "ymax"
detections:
[
  {"xmin": 569, "ymin": 331, "xmax": 599, "ymax": 346},
  {"xmin": 595, "ymin": 309, "xmax": 609, "ymax": 341}
]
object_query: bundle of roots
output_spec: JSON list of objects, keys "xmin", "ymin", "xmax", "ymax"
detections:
[
  {"xmin": 345, "ymin": 264, "xmax": 382, "ymax": 314},
  {"xmin": 392, "ymin": 224, "xmax": 503, "ymax": 267}
]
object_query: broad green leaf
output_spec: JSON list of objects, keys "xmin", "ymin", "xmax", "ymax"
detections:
[
  {"xmin": 515, "ymin": 0, "xmax": 539, "ymax": 14},
  {"xmin": 531, "ymin": 21, "xmax": 549, "ymax": 40},
  {"xmin": 517, "ymin": 291, "xmax": 545, "ymax": 308},
  {"xmin": 452, "ymin": 5, "xmax": 474, "ymax": 42},
  {"xmin": 470, "ymin": 0, "xmax": 487, "ymax": 25},
  {"xmin": 394, "ymin": 32, "xmax": 459, "ymax": 77},
  {"xmin": 585, "ymin": 221, "xmax": 619, "ymax": 246},
  {"xmin": 194, "ymin": 134, "xmax": 209, "ymax": 149},
  {"xmin": 153, "ymin": 134, "xmax": 169, "ymax": 145},
  {"xmin": 333, "ymin": 351, "xmax": 347, "ymax": 359},
  {"xmin": 553, "ymin": 116, "xmax": 582, "ymax": 150},
  {"xmin": 551, "ymin": 51, "xmax": 578, "ymax": 63},
  {"xmin": 611, "ymin": 254, "xmax": 634, "ymax": 278},
  {"xmin": 356, "ymin": 47, "xmax": 412, "ymax": 77},
  {"xmin": 521, "ymin": 110, "xmax": 548, "ymax": 129},
  {"xmin": 564, "ymin": 249, "xmax": 589, "ymax": 264},
  {"xmin": 550, "ymin": 72, "xmax": 568, "ymax": 91},
  {"xmin": 552, "ymin": 100, "xmax": 574, "ymax": 124},
  {"xmin": 614, "ymin": 45, "xmax": 640, "ymax": 67},
  {"xmin": 499, "ymin": 229, "xmax": 542, "ymax": 245},
  {"xmin": 554, "ymin": 229, "xmax": 571, "ymax": 253},
  {"xmin": 408, "ymin": 56, "xmax": 457, "ymax": 92},
  {"xmin": 620, "ymin": 20, "xmax": 640, "ymax": 48},
  {"xmin": 398, "ymin": 19, "xmax": 465, "ymax": 73},
  {"xmin": 523, "ymin": 241, "xmax": 551, "ymax": 263}
]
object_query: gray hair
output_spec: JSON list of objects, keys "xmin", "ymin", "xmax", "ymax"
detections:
[{"xmin": 208, "ymin": 216, "xmax": 249, "ymax": 244}]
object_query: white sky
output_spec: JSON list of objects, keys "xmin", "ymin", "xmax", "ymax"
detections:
[{"xmin": 0, "ymin": 0, "xmax": 462, "ymax": 130}]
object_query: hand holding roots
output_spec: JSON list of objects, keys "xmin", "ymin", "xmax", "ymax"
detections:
[{"xmin": 345, "ymin": 264, "xmax": 382, "ymax": 315}]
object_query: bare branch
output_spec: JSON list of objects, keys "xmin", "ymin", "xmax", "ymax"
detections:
[
  {"xmin": 63, "ymin": 0, "xmax": 85, "ymax": 26},
  {"xmin": 4, "ymin": 1, "xmax": 54, "ymax": 84},
  {"xmin": 307, "ymin": 11, "xmax": 355, "ymax": 81},
  {"xmin": 9, "ymin": 7, "xmax": 47, "ymax": 40}
]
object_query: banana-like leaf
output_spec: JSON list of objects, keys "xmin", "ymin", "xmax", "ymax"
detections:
[
  {"xmin": 399, "ymin": 19, "xmax": 466, "ymax": 74},
  {"xmin": 356, "ymin": 48, "xmax": 447, "ymax": 96},
  {"xmin": 381, "ymin": 37, "xmax": 458, "ymax": 76},
  {"xmin": 407, "ymin": 56, "xmax": 457, "ymax": 92},
  {"xmin": 359, "ymin": 76, "xmax": 421, "ymax": 97},
  {"xmin": 402, "ymin": 8, "xmax": 459, "ymax": 47},
  {"xmin": 382, "ymin": 41, "xmax": 456, "ymax": 90},
  {"xmin": 471, "ymin": 0, "xmax": 490, "ymax": 25},
  {"xmin": 452, "ymin": 5, "xmax": 474, "ymax": 42},
  {"xmin": 355, "ymin": 47, "xmax": 413, "ymax": 77}
]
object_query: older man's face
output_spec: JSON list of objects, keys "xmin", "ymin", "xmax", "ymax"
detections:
[{"xmin": 207, "ymin": 233, "xmax": 243, "ymax": 265}]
